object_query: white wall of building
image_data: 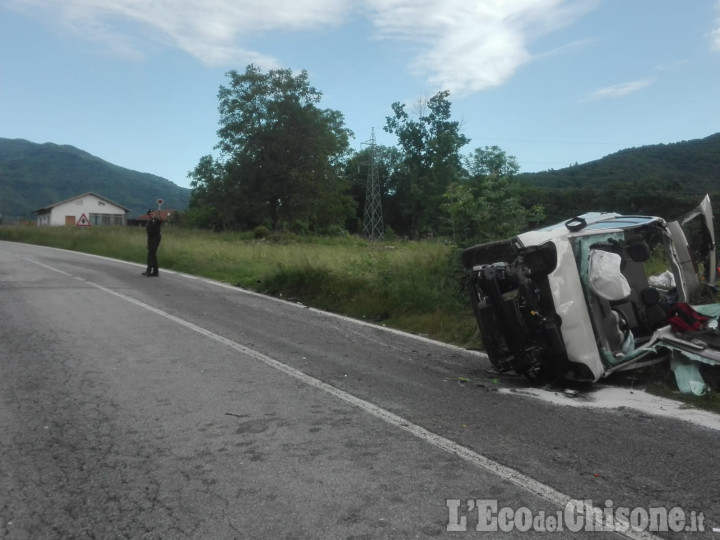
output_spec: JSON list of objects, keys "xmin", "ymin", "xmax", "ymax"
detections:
[{"xmin": 39, "ymin": 194, "xmax": 127, "ymax": 226}]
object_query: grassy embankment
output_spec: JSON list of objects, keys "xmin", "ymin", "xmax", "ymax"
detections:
[{"xmin": 0, "ymin": 224, "xmax": 482, "ymax": 349}]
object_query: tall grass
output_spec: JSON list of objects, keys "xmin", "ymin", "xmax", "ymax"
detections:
[{"xmin": 0, "ymin": 225, "xmax": 482, "ymax": 348}]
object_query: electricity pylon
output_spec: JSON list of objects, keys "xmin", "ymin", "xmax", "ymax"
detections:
[{"xmin": 363, "ymin": 129, "xmax": 384, "ymax": 241}]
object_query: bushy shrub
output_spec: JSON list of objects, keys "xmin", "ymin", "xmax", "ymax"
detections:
[
  {"xmin": 320, "ymin": 225, "xmax": 349, "ymax": 237},
  {"xmin": 289, "ymin": 220, "xmax": 309, "ymax": 235},
  {"xmin": 253, "ymin": 225, "xmax": 270, "ymax": 239}
]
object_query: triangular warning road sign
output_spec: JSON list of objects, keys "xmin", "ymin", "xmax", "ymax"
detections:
[{"xmin": 76, "ymin": 213, "xmax": 91, "ymax": 227}]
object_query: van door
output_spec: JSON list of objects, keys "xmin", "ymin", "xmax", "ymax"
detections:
[{"xmin": 666, "ymin": 195, "xmax": 716, "ymax": 303}]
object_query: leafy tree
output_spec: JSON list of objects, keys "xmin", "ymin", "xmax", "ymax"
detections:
[
  {"xmin": 443, "ymin": 146, "xmax": 543, "ymax": 244},
  {"xmin": 466, "ymin": 145, "xmax": 519, "ymax": 177},
  {"xmin": 441, "ymin": 182, "xmax": 478, "ymax": 241},
  {"xmin": 472, "ymin": 174, "xmax": 545, "ymax": 242},
  {"xmin": 384, "ymin": 91, "xmax": 469, "ymax": 237},
  {"xmin": 189, "ymin": 65, "xmax": 355, "ymax": 231},
  {"xmin": 185, "ymin": 156, "xmax": 238, "ymax": 230}
]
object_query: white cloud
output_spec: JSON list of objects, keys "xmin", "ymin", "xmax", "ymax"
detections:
[
  {"xmin": 364, "ymin": 0, "xmax": 600, "ymax": 95},
  {"xmin": 4, "ymin": 0, "xmax": 352, "ymax": 66},
  {"xmin": 534, "ymin": 38, "xmax": 596, "ymax": 60},
  {"xmin": 3, "ymin": 0, "xmax": 600, "ymax": 93},
  {"xmin": 712, "ymin": 0, "xmax": 720, "ymax": 52},
  {"xmin": 652, "ymin": 59, "xmax": 688, "ymax": 73},
  {"xmin": 582, "ymin": 79, "xmax": 653, "ymax": 102}
]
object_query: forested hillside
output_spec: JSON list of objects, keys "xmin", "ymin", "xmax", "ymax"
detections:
[
  {"xmin": 0, "ymin": 138, "xmax": 190, "ymax": 221},
  {"xmin": 517, "ymin": 133, "xmax": 720, "ymax": 225},
  {"xmin": 521, "ymin": 133, "xmax": 720, "ymax": 191}
]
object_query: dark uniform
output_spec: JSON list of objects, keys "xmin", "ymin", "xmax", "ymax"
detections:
[{"xmin": 143, "ymin": 210, "xmax": 162, "ymax": 276}]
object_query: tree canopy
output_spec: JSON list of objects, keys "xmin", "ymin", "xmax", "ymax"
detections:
[
  {"xmin": 187, "ymin": 70, "xmax": 542, "ymax": 243},
  {"xmin": 188, "ymin": 65, "xmax": 354, "ymax": 231},
  {"xmin": 443, "ymin": 146, "xmax": 544, "ymax": 243},
  {"xmin": 383, "ymin": 90, "xmax": 470, "ymax": 237},
  {"xmin": 185, "ymin": 64, "xmax": 719, "ymax": 245}
]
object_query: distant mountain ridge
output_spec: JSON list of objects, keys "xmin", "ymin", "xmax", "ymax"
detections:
[
  {"xmin": 2, "ymin": 133, "xmax": 718, "ymax": 223},
  {"xmin": 519, "ymin": 132, "xmax": 720, "ymax": 191},
  {"xmin": 0, "ymin": 138, "xmax": 191, "ymax": 220}
]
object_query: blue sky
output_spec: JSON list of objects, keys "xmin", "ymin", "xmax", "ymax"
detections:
[{"xmin": 1, "ymin": 0, "xmax": 719, "ymax": 190}]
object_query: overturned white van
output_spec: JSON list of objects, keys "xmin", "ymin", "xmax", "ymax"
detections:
[{"xmin": 462, "ymin": 195, "xmax": 720, "ymax": 395}]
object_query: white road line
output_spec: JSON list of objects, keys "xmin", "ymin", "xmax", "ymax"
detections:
[{"xmin": 25, "ymin": 255, "xmax": 662, "ymax": 540}]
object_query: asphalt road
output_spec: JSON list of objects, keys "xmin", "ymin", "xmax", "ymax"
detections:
[{"xmin": 0, "ymin": 240, "xmax": 718, "ymax": 539}]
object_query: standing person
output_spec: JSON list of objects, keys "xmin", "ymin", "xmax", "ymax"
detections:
[{"xmin": 142, "ymin": 209, "xmax": 162, "ymax": 277}]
